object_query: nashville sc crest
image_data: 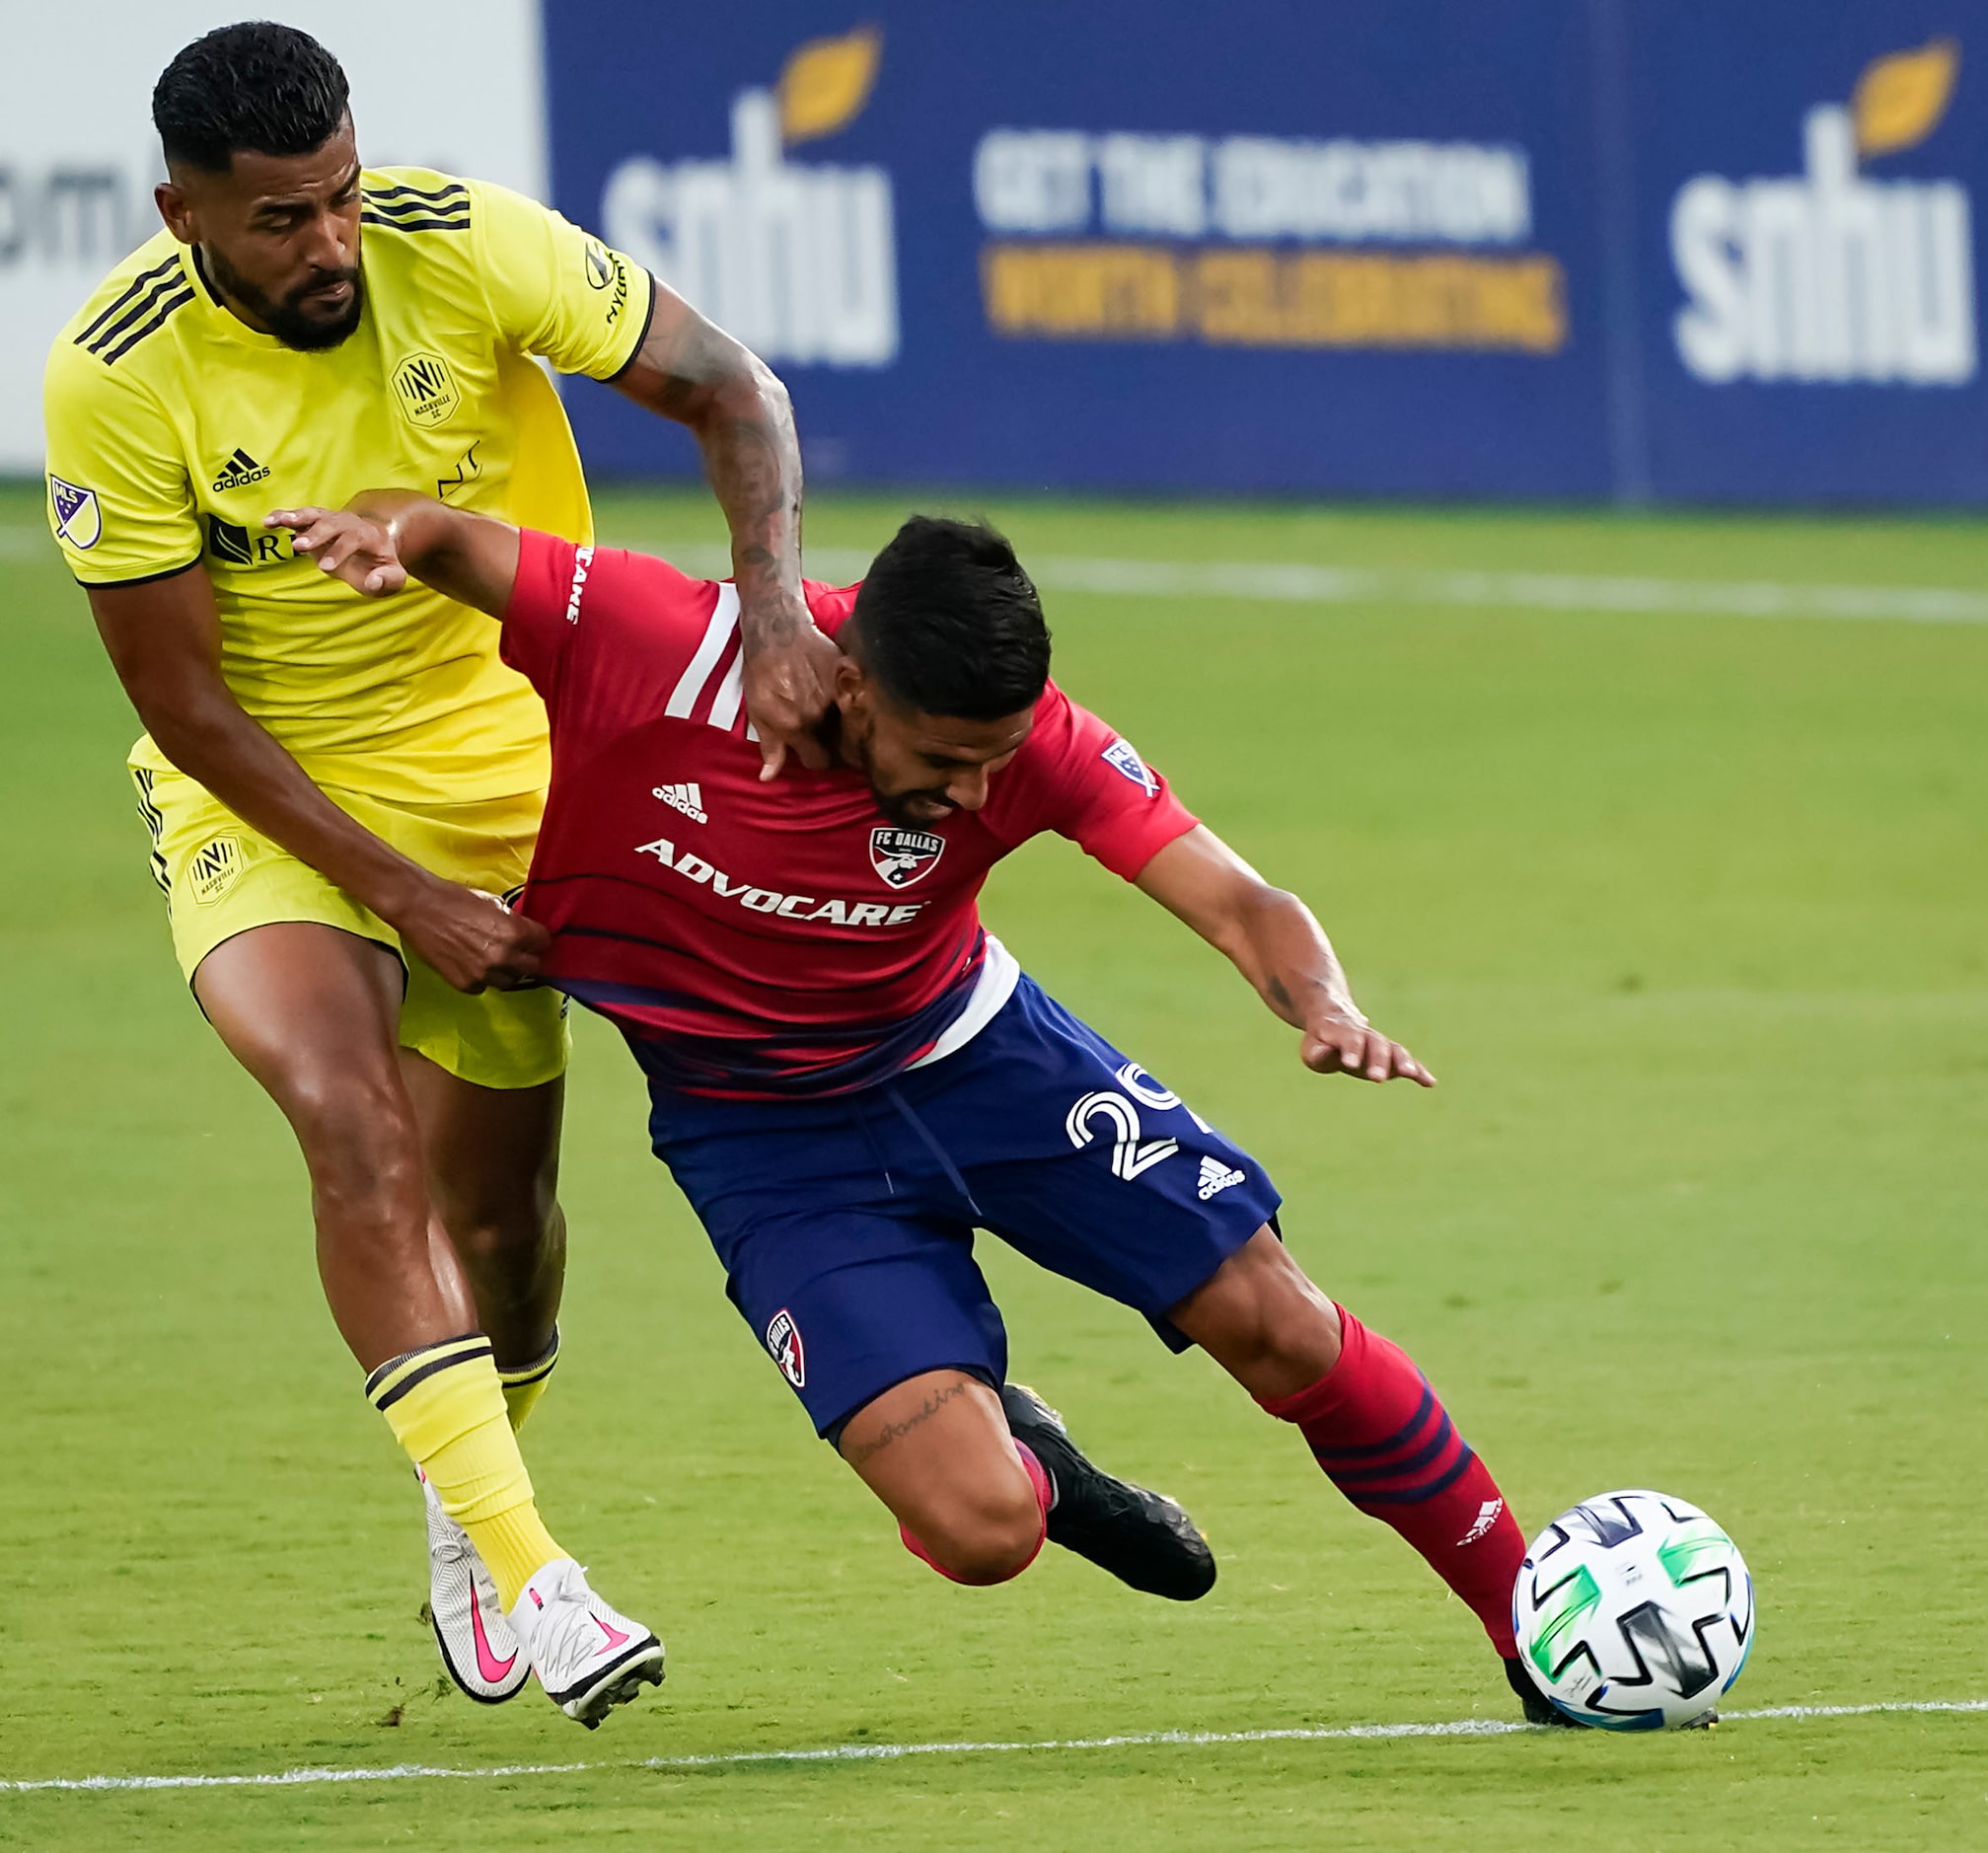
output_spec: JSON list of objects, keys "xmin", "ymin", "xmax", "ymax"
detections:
[{"xmin": 869, "ymin": 826, "xmax": 944, "ymax": 889}]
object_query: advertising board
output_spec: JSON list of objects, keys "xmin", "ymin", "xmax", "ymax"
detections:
[
  {"xmin": 545, "ymin": 1, "xmax": 1988, "ymax": 505},
  {"xmin": 548, "ymin": 0, "xmax": 1616, "ymax": 497},
  {"xmin": 1628, "ymin": 5, "xmax": 1988, "ymax": 502},
  {"xmin": 10, "ymin": 3, "xmax": 1988, "ymax": 504}
]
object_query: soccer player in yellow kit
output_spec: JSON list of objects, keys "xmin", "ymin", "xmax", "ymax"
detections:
[{"xmin": 43, "ymin": 22, "xmax": 835, "ymax": 1727}]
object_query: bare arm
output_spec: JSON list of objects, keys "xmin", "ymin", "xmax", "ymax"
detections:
[
  {"xmin": 87, "ymin": 564, "xmax": 546, "ymax": 994},
  {"xmin": 1136, "ymin": 825, "xmax": 1435, "ymax": 1086},
  {"xmin": 269, "ymin": 493, "xmax": 520, "ymax": 614},
  {"xmin": 610, "ymin": 278, "xmax": 836, "ymax": 778}
]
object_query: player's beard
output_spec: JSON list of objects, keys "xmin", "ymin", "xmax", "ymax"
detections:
[
  {"xmin": 872, "ymin": 785, "xmax": 955, "ymax": 830},
  {"xmin": 833, "ymin": 708, "xmax": 957, "ymax": 829},
  {"xmin": 204, "ymin": 246, "xmax": 365, "ymax": 351}
]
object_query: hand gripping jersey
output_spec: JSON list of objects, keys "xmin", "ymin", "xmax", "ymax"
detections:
[
  {"xmin": 42, "ymin": 171, "xmax": 655, "ymax": 803},
  {"xmin": 502, "ymin": 532, "xmax": 1200, "ymax": 1097}
]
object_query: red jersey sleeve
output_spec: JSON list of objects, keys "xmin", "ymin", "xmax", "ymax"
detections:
[
  {"xmin": 500, "ymin": 526, "xmax": 596, "ymax": 698},
  {"xmin": 501, "ymin": 529, "xmax": 730, "ymax": 738},
  {"xmin": 983, "ymin": 681, "xmax": 1198, "ymax": 878}
]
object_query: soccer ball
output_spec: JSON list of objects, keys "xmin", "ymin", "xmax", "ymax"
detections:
[{"xmin": 1511, "ymin": 1489, "xmax": 1755, "ymax": 1730}]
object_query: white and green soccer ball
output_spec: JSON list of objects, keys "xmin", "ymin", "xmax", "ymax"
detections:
[{"xmin": 1512, "ymin": 1489, "xmax": 1754, "ymax": 1730}]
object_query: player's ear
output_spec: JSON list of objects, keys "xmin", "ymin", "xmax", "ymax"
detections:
[
  {"xmin": 832, "ymin": 653, "xmax": 868, "ymax": 710},
  {"xmin": 155, "ymin": 180, "xmax": 196, "ymax": 245}
]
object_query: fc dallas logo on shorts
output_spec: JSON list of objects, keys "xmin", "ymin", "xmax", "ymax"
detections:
[
  {"xmin": 869, "ymin": 825, "xmax": 945, "ymax": 889},
  {"xmin": 766, "ymin": 1308, "xmax": 806, "ymax": 1387}
]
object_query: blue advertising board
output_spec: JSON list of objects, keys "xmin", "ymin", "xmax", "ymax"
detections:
[
  {"xmin": 1623, "ymin": 4, "xmax": 1988, "ymax": 503},
  {"xmin": 544, "ymin": 1, "xmax": 1988, "ymax": 505}
]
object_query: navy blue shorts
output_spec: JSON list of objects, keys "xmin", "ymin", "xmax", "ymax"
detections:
[{"xmin": 646, "ymin": 975, "xmax": 1282, "ymax": 1437}]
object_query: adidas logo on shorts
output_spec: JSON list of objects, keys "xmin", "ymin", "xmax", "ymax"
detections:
[
  {"xmin": 1197, "ymin": 1154, "xmax": 1246, "ymax": 1201},
  {"xmin": 652, "ymin": 781, "xmax": 707, "ymax": 824}
]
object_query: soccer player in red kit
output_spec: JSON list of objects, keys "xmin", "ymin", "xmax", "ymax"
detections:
[{"xmin": 272, "ymin": 493, "xmax": 1571, "ymax": 1725}]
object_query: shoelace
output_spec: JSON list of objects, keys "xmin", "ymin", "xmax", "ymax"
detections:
[{"xmin": 526, "ymin": 1577, "xmax": 620, "ymax": 1675}]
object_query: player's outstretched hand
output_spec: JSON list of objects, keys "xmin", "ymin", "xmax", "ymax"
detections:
[
  {"xmin": 266, "ymin": 506, "xmax": 407, "ymax": 597},
  {"xmin": 394, "ymin": 877, "xmax": 551, "ymax": 994},
  {"xmin": 1300, "ymin": 1016, "xmax": 1436, "ymax": 1087},
  {"xmin": 741, "ymin": 599, "xmax": 843, "ymax": 779}
]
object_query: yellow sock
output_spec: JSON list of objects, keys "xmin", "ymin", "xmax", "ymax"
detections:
[
  {"xmin": 367, "ymin": 1335, "xmax": 564, "ymax": 1609},
  {"xmin": 498, "ymin": 1326, "xmax": 559, "ymax": 1434}
]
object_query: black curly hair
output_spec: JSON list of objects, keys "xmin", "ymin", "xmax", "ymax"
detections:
[{"xmin": 153, "ymin": 21, "xmax": 349, "ymax": 173}]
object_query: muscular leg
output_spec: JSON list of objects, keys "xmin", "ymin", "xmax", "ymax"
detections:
[
  {"xmin": 195, "ymin": 922, "xmax": 575, "ymax": 1617},
  {"xmin": 838, "ymin": 1371, "xmax": 1050, "ymax": 1585},
  {"xmin": 194, "ymin": 923, "xmax": 475, "ymax": 1368},
  {"xmin": 1170, "ymin": 1226, "xmax": 1525, "ymax": 1657},
  {"xmin": 1165, "ymin": 1229, "xmax": 1343, "ymax": 1401},
  {"xmin": 399, "ymin": 1053, "xmax": 565, "ymax": 1371}
]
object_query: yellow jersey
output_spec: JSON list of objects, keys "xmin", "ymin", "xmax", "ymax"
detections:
[{"xmin": 42, "ymin": 169, "xmax": 655, "ymax": 803}]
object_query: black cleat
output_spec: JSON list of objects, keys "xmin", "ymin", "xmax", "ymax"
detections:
[
  {"xmin": 1000, "ymin": 1382, "xmax": 1216, "ymax": 1601},
  {"xmin": 1505, "ymin": 1657, "xmax": 1586, "ymax": 1728}
]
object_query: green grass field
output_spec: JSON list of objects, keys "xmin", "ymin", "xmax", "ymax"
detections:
[{"xmin": 3, "ymin": 481, "xmax": 1985, "ymax": 1850}]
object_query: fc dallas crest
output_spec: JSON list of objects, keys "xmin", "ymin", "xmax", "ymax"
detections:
[
  {"xmin": 869, "ymin": 825, "xmax": 945, "ymax": 889},
  {"xmin": 766, "ymin": 1308, "xmax": 805, "ymax": 1387}
]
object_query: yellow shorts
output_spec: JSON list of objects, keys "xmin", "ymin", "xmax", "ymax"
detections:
[{"xmin": 130, "ymin": 763, "xmax": 569, "ymax": 1091}]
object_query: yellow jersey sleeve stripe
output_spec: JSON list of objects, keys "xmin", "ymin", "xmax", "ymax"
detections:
[
  {"xmin": 97, "ymin": 286, "xmax": 197, "ymax": 365},
  {"xmin": 77, "ymin": 266, "xmax": 187, "ymax": 354},
  {"xmin": 361, "ymin": 184, "xmax": 473, "ymax": 234},
  {"xmin": 361, "ymin": 212, "xmax": 472, "ymax": 233},
  {"xmin": 74, "ymin": 254, "xmax": 185, "ymax": 348},
  {"xmin": 77, "ymin": 259, "xmax": 196, "ymax": 364},
  {"xmin": 365, "ymin": 180, "xmax": 471, "ymax": 206}
]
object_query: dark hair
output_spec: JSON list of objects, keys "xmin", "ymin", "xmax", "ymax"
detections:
[
  {"xmin": 153, "ymin": 22, "xmax": 350, "ymax": 173},
  {"xmin": 848, "ymin": 517, "xmax": 1052, "ymax": 719}
]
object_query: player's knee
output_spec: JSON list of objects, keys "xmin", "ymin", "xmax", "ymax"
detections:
[
  {"xmin": 442, "ymin": 1193, "xmax": 560, "ymax": 1267},
  {"xmin": 283, "ymin": 1072, "xmax": 420, "ymax": 1202},
  {"xmin": 1180, "ymin": 1231, "xmax": 1344, "ymax": 1396},
  {"xmin": 910, "ymin": 1479, "xmax": 1045, "ymax": 1585}
]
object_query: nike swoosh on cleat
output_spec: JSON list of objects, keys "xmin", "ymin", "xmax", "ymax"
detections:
[
  {"xmin": 593, "ymin": 1614, "xmax": 631, "ymax": 1651},
  {"xmin": 471, "ymin": 1597, "xmax": 518, "ymax": 1683}
]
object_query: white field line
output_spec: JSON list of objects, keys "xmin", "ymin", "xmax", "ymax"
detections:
[
  {"xmin": 5, "ymin": 1698, "xmax": 1983, "ymax": 1796},
  {"xmin": 633, "ymin": 538, "xmax": 1988, "ymax": 628}
]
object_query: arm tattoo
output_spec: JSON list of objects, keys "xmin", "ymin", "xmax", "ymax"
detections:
[
  {"xmin": 845, "ymin": 1376, "xmax": 975, "ymax": 1468},
  {"xmin": 620, "ymin": 294, "xmax": 806, "ymax": 645}
]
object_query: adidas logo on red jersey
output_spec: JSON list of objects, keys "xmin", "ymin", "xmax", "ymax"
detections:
[{"xmin": 653, "ymin": 781, "xmax": 707, "ymax": 824}]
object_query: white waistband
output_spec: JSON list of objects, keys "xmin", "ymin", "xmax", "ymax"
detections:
[{"xmin": 907, "ymin": 933, "xmax": 1021, "ymax": 1071}]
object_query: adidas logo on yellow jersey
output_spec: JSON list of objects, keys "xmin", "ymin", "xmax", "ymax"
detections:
[{"xmin": 211, "ymin": 447, "xmax": 271, "ymax": 492}]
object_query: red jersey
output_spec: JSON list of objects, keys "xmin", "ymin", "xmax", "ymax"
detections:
[{"xmin": 502, "ymin": 530, "xmax": 1198, "ymax": 1097}]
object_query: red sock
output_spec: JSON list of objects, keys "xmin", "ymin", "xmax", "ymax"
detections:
[
  {"xmin": 1260, "ymin": 1305, "xmax": 1524, "ymax": 1658},
  {"xmin": 899, "ymin": 1441, "xmax": 1052, "ymax": 1585}
]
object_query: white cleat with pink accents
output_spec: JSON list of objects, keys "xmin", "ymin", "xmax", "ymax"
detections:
[
  {"xmin": 508, "ymin": 1557, "xmax": 665, "ymax": 1728},
  {"xmin": 420, "ymin": 1470, "xmax": 530, "ymax": 1704}
]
